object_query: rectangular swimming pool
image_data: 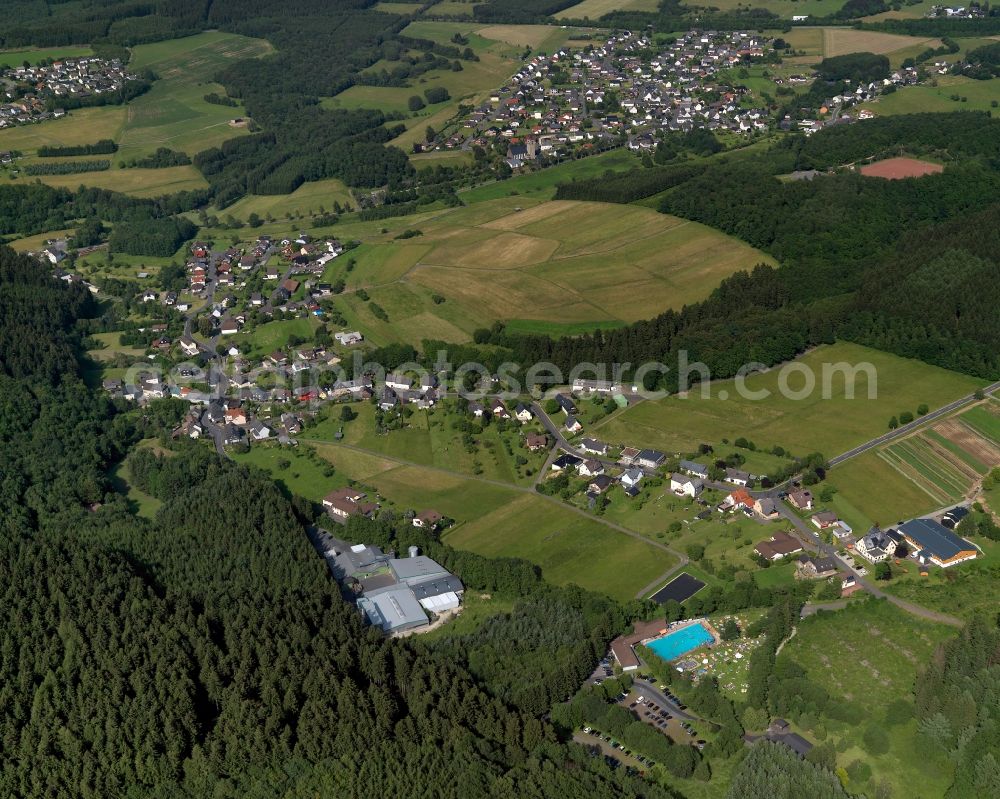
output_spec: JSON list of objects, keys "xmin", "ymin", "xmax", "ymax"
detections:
[{"xmin": 646, "ymin": 622, "xmax": 714, "ymax": 661}]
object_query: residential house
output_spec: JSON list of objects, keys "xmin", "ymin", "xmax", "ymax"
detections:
[
  {"xmin": 551, "ymin": 453, "xmax": 582, "ymax": 470},
  {"xmin": 386, "ymin": 373, "xmax": 412, "ymax": 392},
  {"xmin": 323, "ymin": 487, "xmax": 378, "ymax": 521},
  {"xmin": 753, "ymin": 497, "xmax": 780, "ymax": 519},
  {"xmin": 413, "ymin": 510, "xmax": 443, "ymax": 530},
  {"xmin": 178, "ymin": 336, "xmax": 199, "ymax": 357},
  {"xmin": 636, "ymin": 449, "xmax": 666, "ymax": 470},
  {"xmin": 564, "ymin": 415, "xmax": 583, "ymax": 433},
  {"xmin": 811, "ymin": 510, "xmax": 839, "ymax": 529},
  {"xmin": 725, "ymin": 489, "xmax": 755, "ymax": 512},
  {"xmin": 725, "ymin": 467, "xmax": 750, "ymax": 486},
  {"xmin": 525, "ymin": 432, "xmax": 548, "ymax": 451},
  {"xmin": 578, "ymin": 438, "xmax": 608, "ymax": 456},
  {"xmin": 588, "ymin": 474, "xmax": 614, "ymax": 495},
  {"xmin": 620, "ymin": 468, "xmax": 644, "ymax": 489},
  {"xmin": 679, "ymin": 459, "xmax": 709, "ymax": 479},
  {"xmin": 854, "ymin": 525, "xmax": 897, "ymax": 563},
  {"xmin": 619, "ymin": 446, "xmax": 641, "ymax": 465},
  {"xmin": 554, "ymin": 393, "xmax": 577, "ymax": 415},
  {"xmin": 220, "ymin": 317, "xmax": 240, "ymax": 335},
  {"xmin": 754, "ymin": 531, "xmax": 803, "ymax": 561},
  {"xmin": 335, "ymin": 331, "xmax": 363, "ymax": 346},
  {"xmin": 491, "ymin": 398, "xmax": 511, "ymax": 419},
  {"xmin": 795, "ymin": 554, "xmax": 838, "ymax": 579},
  {"xmin": 515, "ymin": 403, "xmax": 534, "ymax": 423},
  {"xmin": 788, "ymin": 490, "xmax": 814, "ymax": 511},
  {"xmin": 578, "ymin": 459, "xmax": 604, "ymax": 478},
  {"xmin": 249, "ymin": 420, "xmax": 272, "ymax": 440},
  {"xmin": 670, "ymin": 473, "xmax": 703, "ymax": 498}
]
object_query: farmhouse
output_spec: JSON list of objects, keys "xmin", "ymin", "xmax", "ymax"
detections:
[
  {"xmin": 754, "ymin": 531, "xmax": 803, "ymax": 561},
  {"xmin": 670, "ymin": 473, "xmax": 704, "ymax": 497},
  {"xmin": 897, "ymin": 518, "xmax": 978, "ymax": 567}
]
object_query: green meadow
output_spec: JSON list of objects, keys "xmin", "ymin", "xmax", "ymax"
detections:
[
  {"xmin": 592, "ymin": 343, "xmax": 985, "ymax": 460},
  {"xmin": 0, "ymin": 46, "xmax": 94, "ymax": 68}
]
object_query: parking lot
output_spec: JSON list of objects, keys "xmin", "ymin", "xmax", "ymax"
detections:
[{"xmin": 619, "ymin": 689, "xmax": 705, "ymax": 750}]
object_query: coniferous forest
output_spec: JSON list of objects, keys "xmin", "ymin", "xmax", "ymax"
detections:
[{"xmin": 0, "ymin": 244, "xmax": 686, "ymax": 796}]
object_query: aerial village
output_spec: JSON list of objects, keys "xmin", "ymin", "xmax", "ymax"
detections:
[
  {"xmin": 0, "ymin": 57, "xmax": 134, "ymax": 128},
  {"xmin": 425, "ymin": 28, "xmax": 924, "ymax": 164}
]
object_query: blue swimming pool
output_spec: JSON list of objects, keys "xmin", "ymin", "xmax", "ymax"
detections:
[{"xmin": 646, "ymin": 623, "xmax": 714, "ymax": 661}]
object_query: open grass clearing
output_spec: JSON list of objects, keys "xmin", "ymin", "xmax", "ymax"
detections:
[
  {"xmin": 558, "ymin": 0, "xmax": 660, "ymax": 17},
  {"xmin": 0, "ymin": 46, "xmax": 94, "ymax": 68},
  {"xmin": 592, "ymin": 342, "xmax": 985, "ymax": 460},
  {"xmin": 219, "ymin": 178, "xmax": 354, "ymax": 222},
  {"xmin": 445, "ymin": 491, "xmax": 679, "ymax": 600},
  {"xmin": 859, "ymin": 75, "xmax": 1000, "ymax": 116},
  {"xmin": 778, "ymin": 598, "xmax": 955, "ymax": 799}
]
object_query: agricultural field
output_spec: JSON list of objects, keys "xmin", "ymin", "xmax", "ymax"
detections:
[
  {"xmin": 319, "ymin": 197, "xmax": 772, "ymax": 345},
  {"xmin": 859, "ymin": 75, "xmax": 1000, "ymax": 117},
  {"xmin": 443, "ymin": 491, "xmax": 678, "ymax": 600},
  {"xmin": 236, "ymin": 420, "xmax": 676, "ymax": 600},
  {"xmin": 459, "ymin": 148, "xmax": 640, "ymax": 204},
  {"xmin": 558, "ymin": 0, "xmax": 660, "ymax": 18},
  {"xmin": 592, "ymin": 343, "xmax": 986, "ymax": 463},
  {"xmin": 0, "ymin": 32, "xmax": 272, "ymax": 196},
  {"xmin": 828, "ymin": 402, "xmax": 1000, "ymax": 531},
  {"xmin": 778, "ymin": 599, "xmax": 956, "ymax": 799},
  {"xmin": 0, "ymin": 46, "xmax": 94, "ymax": 68},
  {"xmin": 821, "ymin": 28, "xmax": 939, "ymax": 58}
]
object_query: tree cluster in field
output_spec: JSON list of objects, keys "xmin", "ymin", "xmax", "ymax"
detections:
[
  {"xmin": 203, "ymin": 91, "xmax": 238, "ymax": 107},
  {"xmin": 24, "ymin": 160, "xmax": 110, "ymax": 175},
  {"xmin": 37, "ymin": 139, "xmax": 118, "ymax": 157},
  {"xmin": 109, "ymin": 215, "xmax": 197, "ymax": 256},
  {"xmin": 122, "ymin": 147, "xmax": 192, "ymax": 169},
  {"xmin": 963, "ymin": 41, "xmax": 1000, "ymax": 79}
]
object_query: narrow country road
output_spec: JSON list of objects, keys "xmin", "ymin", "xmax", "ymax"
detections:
[
  {"xmin": 828, "ymin": 380, "xmax": 1000, "ymax": 467},
  {"xmin": 776, "ymin": 500, "xmax": 963, "ymax": 628}
]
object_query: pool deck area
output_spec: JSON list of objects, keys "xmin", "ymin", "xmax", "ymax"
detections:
[{"xmin": 611, "ymin": 617, "xmax": 719, "ymax": 671}]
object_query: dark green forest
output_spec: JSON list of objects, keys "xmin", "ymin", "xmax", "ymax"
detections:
[{"xmin": 0, "ymin": 243, "xmax": 685, "ymax": 796}]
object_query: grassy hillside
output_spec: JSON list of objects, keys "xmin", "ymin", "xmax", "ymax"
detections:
[
  {"xmin": 591, "ymin": 343, "xmax": 986, "ymax": 460},
  {"xmin": 314, "ymin": 197, "xmax": 772, "ymax": 345}
]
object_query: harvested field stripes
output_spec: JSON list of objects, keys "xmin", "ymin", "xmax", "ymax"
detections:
[
  {"xmin": 924, "ymin": 429, "xmax": 989, "ymax": 474},
  {"xmin": 879, "ymin": 436, "xmax": 974, "ymax": 505}
]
